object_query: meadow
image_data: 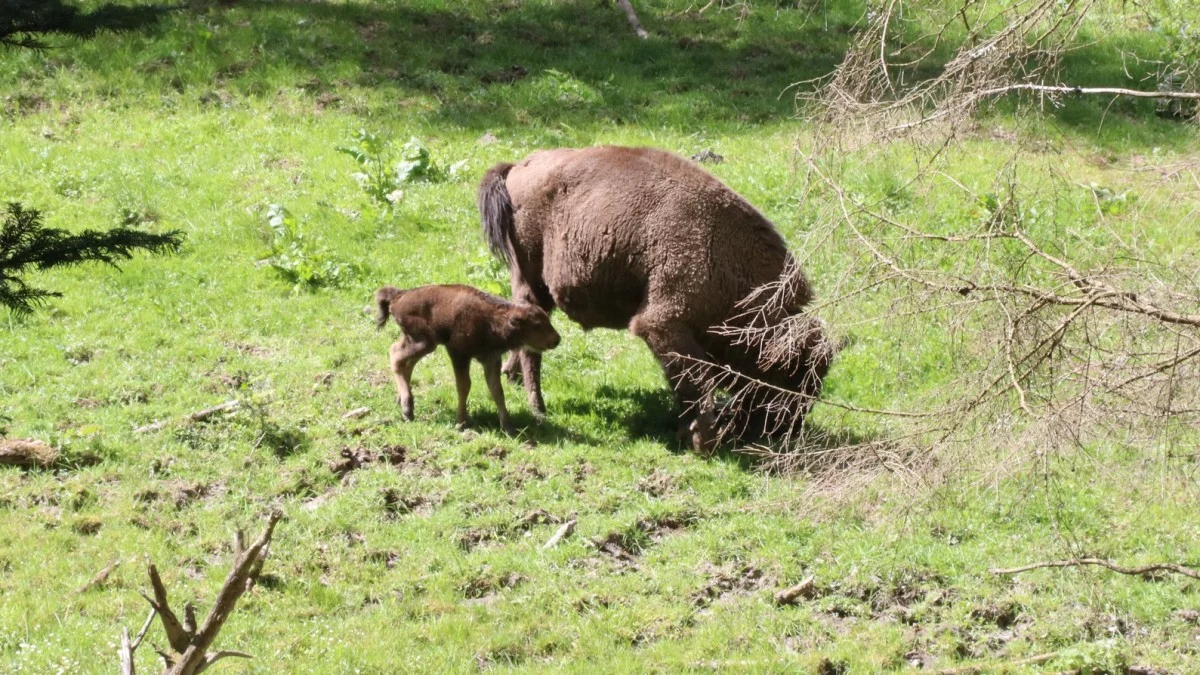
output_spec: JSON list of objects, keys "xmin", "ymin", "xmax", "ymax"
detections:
[{"xmin": 1, "ymin": 0, "xmax": 1199, "ymax": 672}]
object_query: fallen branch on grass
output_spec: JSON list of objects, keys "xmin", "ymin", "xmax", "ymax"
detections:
[
  {"xmin": 773, "ymin": 576, "xmax": 816, "ymax": 605},
  {"xmin": 77, "ymin": 559, "xmax": 120, "ymax": 593},
  {"xmin": 934, "ymin": 652, "xmax": 1058, "ymax": 675},
  {"xmin": 118, "ymin": 511, "xmax": 281, "ymax": 674},
  {"xmin": 133, "ymin": 400, "xmax": 240, "ymax": 434},
  {"xmin": 119, "ymin": 609, "xmax": 159, "ymax": 675},
  {"xmin": 615, "ymin": 0, "xmax": 649, "ymax": 38},
  {"xmin": 541, "ymin": 518, "xmax": 577, "ymax": 550},
  {"xmin": 990, "ymin": 557, "xmax": 1200, "ymax": 580}
]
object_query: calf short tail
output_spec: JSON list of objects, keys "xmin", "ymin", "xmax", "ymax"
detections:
[
  {"xmin": 478, "ymin": 162, "xmax": 516, "ymax": 265},
  {"xmin": 374, "ymin": 286, "xmax": 406, "ymax": 330}
]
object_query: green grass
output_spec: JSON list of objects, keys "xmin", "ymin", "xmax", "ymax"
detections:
[{"xmin": 3, "ymin": 1, "xmax": 1200, "ymax": 672}]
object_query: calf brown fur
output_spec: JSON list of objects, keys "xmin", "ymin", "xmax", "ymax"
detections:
[{"xmin": 374, "ymin": 284, "xmax": 560, "ymax": 435}]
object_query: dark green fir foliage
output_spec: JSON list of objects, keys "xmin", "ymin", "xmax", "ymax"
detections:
[{"xmin": 0, "ymin": 202, "xmax": 182, "ymax": 315}]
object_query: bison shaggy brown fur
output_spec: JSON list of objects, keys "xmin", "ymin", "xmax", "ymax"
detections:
[
  {"xmin": 375, "ymin": 284, "xmax": 561, "ymax": 435},
  {"xmin": 478, "ymin": 146, "xmax": 834, "ymax": 453}
]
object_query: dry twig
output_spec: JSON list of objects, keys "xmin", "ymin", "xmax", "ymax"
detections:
[
  {"xmin": 990, "ymin": 557, "xmax": 1200, "ymax": 579},
  {"xmin": 118, "ymin": 511, "xmax": 281, "ymax": 674},
  {"xmin": 615, "ymin": 0, "xmax": 649, "ymax": 39},
  {"xmin": 134, "ymin": 400, "xmax": 241, "ymax": 434},
  {"xmin": 773, "ymin": 576, "xmax": 816, "ymax": 605},
  {"xmin": 541, "ymin": 518, "xmax": 577, "ymax": 550}
]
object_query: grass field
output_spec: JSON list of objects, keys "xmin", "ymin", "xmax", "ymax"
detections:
[{"xmin": 2, "ymin": 1, "xmax": 1199, "ymax": 672}]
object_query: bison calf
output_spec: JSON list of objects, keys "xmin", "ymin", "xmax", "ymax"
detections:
[{"xmin": 374, "ymin": 284, "xmax": 561, "ymax": 435}]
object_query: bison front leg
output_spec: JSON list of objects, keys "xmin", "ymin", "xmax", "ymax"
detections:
[
  {"xmin": 509, "ymin": 269, "xmax": 552, "ymax": 419},
  {"xmin": 630, "ymin": 316, "xmax": 718, "ymax": 456},
  {"xmin": 518, "ymin": 350, "xmax": 545, "ymax": 420}
]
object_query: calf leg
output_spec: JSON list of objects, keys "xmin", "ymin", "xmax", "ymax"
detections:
[
  {"xmin": 630, "ymin": 315, "xmax": 718, "ymax": 455},
  {"xmin": 450, "ymin": 354, "xmax": 472, "ymax": 429},
  {"xmin": 482, "ymin": 356, "xmax": 516, "ymax": 436},
  {"xmin": 389, "ymin": 336, "xmax": 434, "ymax": 421}
]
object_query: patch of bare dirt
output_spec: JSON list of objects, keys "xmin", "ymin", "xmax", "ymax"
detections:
[
  {"xmin": 480, "ymin": 65, "xmax": 528, "ymax": 85},
  {"xmin": 459, "ymin": 569, "xmax": 525, "ymax": 601},
  {"xmin": 365, "ymin": 549, "xmax": 400, "ymax": 569},
  {"xmin": 513, "ymin": 508, "xmax": 560, "ymax": 531},
  {"xmin": 382, "ymin": 487, "xmax": 437, "ymax": 518},
  {"xmin": 635, "ymin": 512, "xmax": 696, "ymax": 542},
  {"xmin": 172, "ymin": 480, "xmax": 225, "ymax": 509},
  {"xmin": 501, "ymin": 463, "xmax": 545, "ymax": 488},
  {"xmin": 223, "ymin": 341, "xmax": 272, "ymax": 358},
  {"xmin": 455, "ymin": 527, "xmax": 503, "ymax": 552},
  {"xmin": 636, "ymin": 469, "xmax": 676, "ymax": 497},
  {"xmin": 71, "ymin": 517, "xmax": 102, "ymax": 535},
  {"xmin": 691, "ymin": 563, "xmax": 771, "ymax": 608},
  {"xmin": 589, "ymin": 532, "xmax": 641, "ymax": 569},
  {"xmin": 329, "ymin": 444, "xmax": 410, "ymax": 480}
]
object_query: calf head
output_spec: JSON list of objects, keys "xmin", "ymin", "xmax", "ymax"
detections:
[{"xmin": 507, "ymin": 304, "xmax": 561, "ymax": 352}]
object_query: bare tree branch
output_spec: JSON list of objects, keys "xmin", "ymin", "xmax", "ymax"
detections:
[
  {"xmin": 121, "ymin": 511, "xmax": 282, "ymax": 675},
  {"xmin": 615, "ymin": 0, "xmax": 649, "ymax": 39},
  {"xmin": 991, "ymin": 557, "xmax": 1200, "ymax": 579}
]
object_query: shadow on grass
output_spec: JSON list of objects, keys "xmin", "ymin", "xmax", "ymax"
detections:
[
  {"xmin": 241, "ymin": 0, "xmax": 861, "ymax": 129},
  {"xmin": 0, "ymin": 0, "xmax": 177, "ymax": 48},
  {"xmin": 556, "ymin": 384, "xmax": 681, "ymax": 447}
]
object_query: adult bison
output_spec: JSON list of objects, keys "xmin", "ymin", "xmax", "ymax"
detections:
[{"xmin": 478, "ymin": 146, "xmax": 833, "ymax": 452}]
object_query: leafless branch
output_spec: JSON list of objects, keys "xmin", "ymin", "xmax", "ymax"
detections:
[
  {"xmin": 615, "ymin": 0, "xmax": 649, "ymax": 39},
  {"xmin": 991, "ymin": 557, "xmax": 1200, "ymax": 579},
  {"xmin": 122, "ymin": 511, "xmax": 282, "ymax": 675}
]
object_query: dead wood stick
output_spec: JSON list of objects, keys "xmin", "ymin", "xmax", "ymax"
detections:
[
  {"xmin": 77, "ymin": 558, "xmax": 120, "ymax": 593},
  {"xmin": 341, "ymin": 406, "xmax": 370, "ymax": 420},
  {"xmin": 542, "ymin": 518, "xmax": 577, "ymax": 550},
  {"xmin": 990, "ymin": 557, "xmax": 1200, "ymax": 580},
  {"xmin": 616, "ymin": 0, "xmax": 649, "ymax": 38},
  {"xmin": 774, "ymin": 575, "xmax": 816, "ymax": 605},
  {"xmin": 129, "ymin": 511, "xmax": 281, "ymax": 675},
  {"xmin": 935, "ymin": 651, "xmax": 1058, "ymax": 675},
  {"xmin": 977, "ymin": 83, "xmax": 1200, "ymax": 101},
  {"xmin": 118, "ymin": 608, "xmax": 158, "ymax": 675},
  {"xmin": 134, "ymin": 400, "xmax": 241, "ymax": 434}
]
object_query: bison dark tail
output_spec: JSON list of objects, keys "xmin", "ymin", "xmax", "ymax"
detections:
[
  {"xmin": 478, "ymin": 162, "xmax": 516, "ymax": 265},
  {"xmin": 374, "ymin": 286, "xmax": 405, "ymax": 330}
]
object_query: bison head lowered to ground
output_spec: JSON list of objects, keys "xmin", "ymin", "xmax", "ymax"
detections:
[{"xmin": 478, "ymin": 145, "xmax": 835, "ymax": 453}]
